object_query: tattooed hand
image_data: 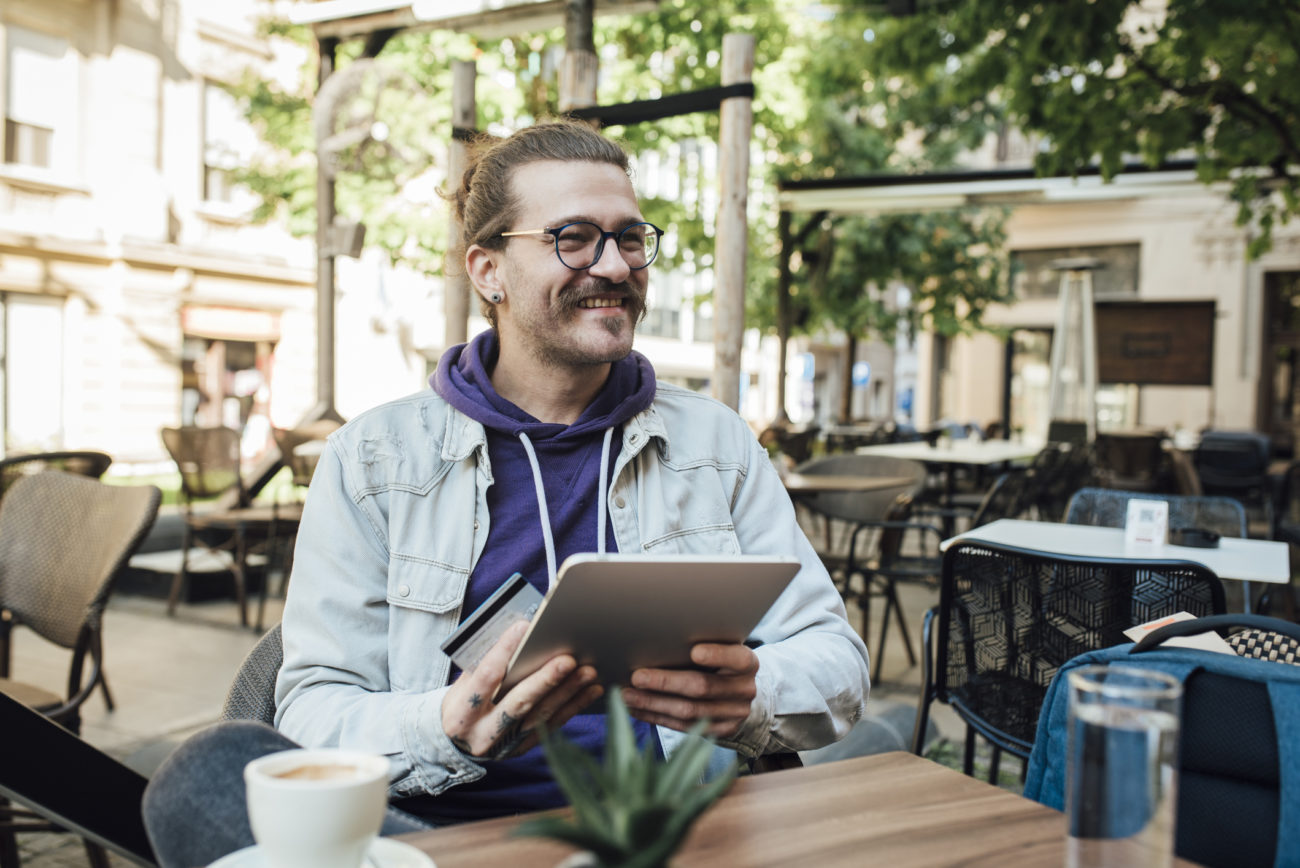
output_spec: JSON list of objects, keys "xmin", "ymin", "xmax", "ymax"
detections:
[{"xmin": 443, "ymin": 620, "xmax": 602, "ymax": 760}]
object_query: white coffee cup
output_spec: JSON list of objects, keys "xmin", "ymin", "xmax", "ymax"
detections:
[{"xmin": 244, "ymin": 748, "xmax": 390, "ymax": 868}]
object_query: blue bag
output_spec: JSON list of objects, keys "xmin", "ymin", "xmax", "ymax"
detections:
[{"xmin": 1024, "ymin": 614, "xmax": 1300, "ymax": 868}]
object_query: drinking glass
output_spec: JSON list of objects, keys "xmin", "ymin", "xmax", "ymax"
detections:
[{"xmin": 1065, "ymin": 664, "xmax": 1182, "ymax": 868}]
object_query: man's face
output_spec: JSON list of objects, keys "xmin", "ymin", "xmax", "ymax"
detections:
[{"xmin": 487, "ymin": 160, "xmax": 650, "ymax": 369}]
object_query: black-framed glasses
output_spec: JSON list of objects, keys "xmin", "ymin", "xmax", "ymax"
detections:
[{"xmin": 497, "ymin": 221, "xmax": 664, "ymax": 271}]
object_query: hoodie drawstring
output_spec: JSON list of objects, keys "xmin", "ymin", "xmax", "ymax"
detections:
[{"xmin": 517, "ymin": 427, "xmax": 615, "ymax": 590}]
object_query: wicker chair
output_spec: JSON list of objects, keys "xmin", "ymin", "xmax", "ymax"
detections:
[
  {"xmin": 160, "ymin": 426, "xmax": 257, "ymax": 624},
  {"xmin": 911, "ymin": 539, "xmax": 1225, "ymax": 783},
  {"xmin": 0, "ymin": 472, "xmax": 160, "ymax": 868},
  {"xmin": 0, "ymin": 451, "xmax": 113, "ymax": 501}
]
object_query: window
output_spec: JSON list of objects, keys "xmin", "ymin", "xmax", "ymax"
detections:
[
  {"xmin": 5, "ymin": 26, "xmax": 77, "ymax": 172},
  {"xmin": 203, "ymin": 81, "xmax": 259, "ymax": 204},
  {"xmin": 1010, "ymin": 244, "xmax": 1140, "ymax": 300},
  {"xmin": 1, "ymin": 294, "xmax": 65, "ymax": 453}
]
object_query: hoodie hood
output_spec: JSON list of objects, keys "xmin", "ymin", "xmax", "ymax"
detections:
[{"xmin": 431, "ymin": 330, "xmax": 656, "ymax": 437}]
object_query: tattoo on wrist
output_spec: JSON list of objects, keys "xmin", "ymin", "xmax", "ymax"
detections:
[
  {"xmin": 495, "ymin": 711, "xmax": 518, "ymax": 734},
  {"xmin": 469, "ymin": 693, "xmax": 483, "ymax": 708}
]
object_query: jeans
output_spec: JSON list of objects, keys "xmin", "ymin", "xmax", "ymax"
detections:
[{"xmin": 141, "ymin": 721, "xmax": 429, "ymax": 868}]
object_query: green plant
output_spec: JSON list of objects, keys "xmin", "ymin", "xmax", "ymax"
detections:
[{"xmin": 516, "ymin": 687, "xmax": 737, "ymax": 868}]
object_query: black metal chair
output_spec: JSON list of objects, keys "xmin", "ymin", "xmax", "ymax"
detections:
[
  {"xmin": 0, "ymin": 472, "xmax": 161, "ymax": 868},
  {"xmin": 849, "ymin": 495, "xmax": 944, "ymax": 683},
  {"xmin": 1193, "ymin": 430, "xmax": 1274, "ymax": 537},
  {"xmin": 911, "ymin": 539, "xmax": 1226, "ymax": 783},
  {"xmin": 1064, "ymin": 487, "xmax": 1247, "ymax": 538}
]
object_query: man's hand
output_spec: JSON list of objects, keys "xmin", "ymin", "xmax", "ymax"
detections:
[
  {"xmin": 443, "ymin": 620, "xmax": 602, "ymax": 760},
  {"xmin": 621, "ymin": 643, "xmax": 759, "ymax": 738}
]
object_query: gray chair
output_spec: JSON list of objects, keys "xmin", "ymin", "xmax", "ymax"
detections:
[
  {"xmin": 791, "ymin": 454, "xmax": 928, "ymax": 582},
  {"xmin": 790, "ymin": 455, "xmax": 929, "ymax": 682},
  {"xmin": 222, "ymin": 623, "xmax": 283, "ymax": 724}
]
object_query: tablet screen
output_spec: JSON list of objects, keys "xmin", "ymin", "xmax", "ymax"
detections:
[{"xmin": 494, "ymin": 553, "xmax": 799, "ymax": 700}]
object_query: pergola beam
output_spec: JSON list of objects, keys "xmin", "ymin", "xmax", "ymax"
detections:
[{"xmin": 290, "ymin": 0, "xmax": 659, "ymax": 42}]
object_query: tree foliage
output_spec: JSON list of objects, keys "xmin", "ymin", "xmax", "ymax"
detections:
[
  {"xmin": 873, "ymin": 0, "xmax": 1300, "ymax": 257},
  {"xmin": 228, "ymin": 0, "xmax": 1012, "ymax": 415}
]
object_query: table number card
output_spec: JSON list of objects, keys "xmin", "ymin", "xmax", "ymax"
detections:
[{"xmin": 1124, "ymin": 499, "xmax": 1169, "ymax": 549}]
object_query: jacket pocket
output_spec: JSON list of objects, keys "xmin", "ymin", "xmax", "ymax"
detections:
[
  {"xmin": 385, "ymin": 555, "xmax": 467, "ymax": 691},
  {"xmin": 641, "ymin": 526, "xmax": 741, "ymax": 556}
]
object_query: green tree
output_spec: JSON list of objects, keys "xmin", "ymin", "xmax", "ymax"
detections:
[
  {"xmin": 229, "ymin": 2, "xmax": 1012, "ymax": 422},
  {"xmin": 873, "ymin": 0, "xmax": 1300, "ymax": 257}
]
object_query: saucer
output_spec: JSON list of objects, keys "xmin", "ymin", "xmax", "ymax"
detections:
[{"xmin": 209, "ymin": 837, "xmax": 436, "ymax": 868}]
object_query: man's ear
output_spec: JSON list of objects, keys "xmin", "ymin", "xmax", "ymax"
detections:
[{"xmin": 466, "ymin": 245, "xmax": 503, "ymax": 304}]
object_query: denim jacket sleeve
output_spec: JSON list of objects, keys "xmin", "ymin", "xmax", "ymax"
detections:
[{"xmin": 273, "ymin": 438, "xmax": 486, "ymax": 799}]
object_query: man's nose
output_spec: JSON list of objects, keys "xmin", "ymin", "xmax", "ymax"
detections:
[{"xmin": 588, "ymin": 240, "xmax": 633, "ymax": 281}]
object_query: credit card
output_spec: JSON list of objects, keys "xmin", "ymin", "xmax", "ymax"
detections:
[{"xmin": 440, "ymin": 572, "xmax": 543, "ymax": 672}]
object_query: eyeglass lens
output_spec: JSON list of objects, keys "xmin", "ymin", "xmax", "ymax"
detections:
[{"xmin": 553, "ymin": 222, "xmax": 660, "ymax": 270}]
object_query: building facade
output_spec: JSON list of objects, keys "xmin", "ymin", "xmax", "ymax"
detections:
[{"xmin": 1, "ymin": 0, "xmax": 763, "ymax": 473}]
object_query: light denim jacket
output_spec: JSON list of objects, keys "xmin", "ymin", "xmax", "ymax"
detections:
[{"xmin": 275, "ymin": 383, "xmax": 870, "ymax": 799}]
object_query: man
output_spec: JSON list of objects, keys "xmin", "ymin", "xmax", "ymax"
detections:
[
  {"xmin": 144, "ymin": 123, "xmax": 867, "ymax": 850},
  {"xmin": 271, "ymin": 120, "xmax": 869, "ymax": 822}
]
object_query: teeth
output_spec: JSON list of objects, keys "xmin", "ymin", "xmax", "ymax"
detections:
[{"xmin": 579, "ymin": 298, "xmax": 623, "ymax": 308}]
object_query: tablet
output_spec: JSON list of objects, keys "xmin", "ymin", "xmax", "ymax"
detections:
[{"xmin": 495, "ymin": 553, "xmax": 800, "ymax": 699}]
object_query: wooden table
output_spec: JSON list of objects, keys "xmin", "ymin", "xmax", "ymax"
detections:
[{"xmin": 398, "ymin": 752, "xmax": 1199, "ymax": 867}]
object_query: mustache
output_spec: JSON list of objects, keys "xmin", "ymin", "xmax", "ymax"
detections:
[{"xmin": 558, "ymin": 280, "xmax": 648, "ymax": 323}]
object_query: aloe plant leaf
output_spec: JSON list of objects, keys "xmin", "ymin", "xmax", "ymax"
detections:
[
  {"xmin": 654, "ymin": 723, "xmax": 715, "ymax": 799},
  {"xmin": 542, "ymin": 728, "xmax": 613, "ymax": 830},
  {"xmin": 604, "ymin": 686, "xmax": 637, "ymax": 781}
]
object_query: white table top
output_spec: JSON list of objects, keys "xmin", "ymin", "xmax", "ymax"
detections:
[
  {"xmin": 943, "ymin": 518, "xmax": 1291, "ymax": 584},
  {"xmin": 856, "ymin": 439, "xmax": 1042, "ymax": 466}
]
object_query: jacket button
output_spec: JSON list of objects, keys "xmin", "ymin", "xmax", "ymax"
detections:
[
  {"xmin": 473, "ymin": 520, "xmax": 480, "ymax": 531},
  {"xmin": 398, "ymin": 584, "xmax": 411, "ymax": 597},
  {"xmin": 614, "ymin": 496, "xmax": 627, "ymax": 509}
]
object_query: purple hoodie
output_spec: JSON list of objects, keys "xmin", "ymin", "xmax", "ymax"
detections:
[{"xmin": 420, "ymin": 330, "xmax": 658, "ymax": 822}]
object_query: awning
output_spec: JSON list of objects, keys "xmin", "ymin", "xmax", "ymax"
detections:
[{"xmin": 777, "ymin": 160, "xmax": 1207, "ymax": 216}]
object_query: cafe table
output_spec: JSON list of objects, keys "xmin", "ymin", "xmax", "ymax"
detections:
[
  {"xmin": 398, "ymin": 751, "xmax": 1200, "ymax": 867},
  {"xmin": 780, "ymin": 472, "xmax": 919, "ymax": 496},
  {"xmin": 944, "ymin": 518, "xmax": 1290, "ymax": 612}
]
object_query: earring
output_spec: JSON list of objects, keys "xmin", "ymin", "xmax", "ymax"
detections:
[{"xmin": 489, "ymin": 292, "xmax": 503, "ymax": 304}]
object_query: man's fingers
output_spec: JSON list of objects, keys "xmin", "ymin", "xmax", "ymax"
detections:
[
  {"xmin": 521, "ymin": 666, "xmax": 597, "ymax": 729},
  {"xmin": 629, "ymin": 667, "xmax": 757, "ymax": 702},
  {"xmin": 464, "ymin": 620, "xmax": 531, "ymax": 686},
  {"xmin": 621, "ymin": 687, "xmax": 752, "ymax": 724},
  {"xmin": 690, "ymin": 642, "xmax": 759, "ymax": 674}
]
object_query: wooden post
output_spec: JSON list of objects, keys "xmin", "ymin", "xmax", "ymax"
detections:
[
  {"xmin": 560, "ymin": 0, "xmax": 598, "ymax": 115},
  {"xmin": 315, "ymin": 36, "xmax": 340, "ymax": 417},
  {"xmin": 445, "ymin": 59, "xmax": 476, "ymax": 349},
  {"xmin": 714, "ymin": 33, "xmax": 755, "ymax": 412},
  {"xmin": 775, "ymin": 210, "xmax": 793, "ymax": 424}
]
